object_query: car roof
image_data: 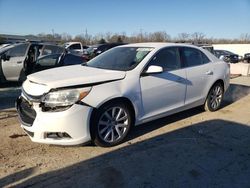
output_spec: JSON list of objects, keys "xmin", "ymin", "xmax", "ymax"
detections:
[{"xmin": 121, "ymin": 42, "xmax": 202, "ymax": 50}]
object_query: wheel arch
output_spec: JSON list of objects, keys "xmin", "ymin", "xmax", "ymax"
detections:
[
  {"xmin": 90, "ymin": 96, "xmax": 136, "ymax": 127},
  {"xmin": 211, "ymin": 79, "xmax": 225, "ymax": 92}
]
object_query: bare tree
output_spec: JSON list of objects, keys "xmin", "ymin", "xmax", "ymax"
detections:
[
  {"xmin": 74, "ymin": 34, "xmax": 87, "ymax": 45},
  {"xmin": 239, "ymin": 33, "xmax": 250, "ymax": 43},
  {"xmin": 149, "ymin": 31, "xmax": 171, "ymax": 42},
  {"xmin": 33, "ymin": 31, "xmax": 250, "ymax": 45},
  {"xmin": 61, "ymin": 33, "xmax": 72, "ymax": 42},
  {"xmin": 105, "ymin": 32, "xmax": 113, "ymax": 42},
  {"xmin": 191, "ymin": 32, "xmax": 206, "ymax": 43},
  {"xmin": 176, "ymin": 33, "xmax": 190, "ymax": 42}
]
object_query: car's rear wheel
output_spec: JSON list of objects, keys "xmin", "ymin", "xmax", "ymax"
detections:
[
  {"xmin": 204, "ymin": 82, "xmax": 224, "ymax": 112},
  {"xmin": 91, "ymin": 102, "xmax": 132, "ymax": 147}
]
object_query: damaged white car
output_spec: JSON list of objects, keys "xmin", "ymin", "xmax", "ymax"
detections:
[{"xmin": 16, "ymin": 43, "xmax": 230, "ymax": 147}]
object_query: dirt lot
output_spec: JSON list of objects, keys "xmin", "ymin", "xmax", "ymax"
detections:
[{"xmin": 1, "ymin": 77, "xmax": 250, "ymax": 187}]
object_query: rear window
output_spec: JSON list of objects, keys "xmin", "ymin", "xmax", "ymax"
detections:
[
  {"xmin": 41, "ymin": 45, "xmax": 64, "ymax": 56},
  {"xmin": 181, "ymin": 47, "xmax": 204, "ymax": 67},
  {"xmin": 68, "ymin": 44, "xmax": 81, "ymax": 50}
]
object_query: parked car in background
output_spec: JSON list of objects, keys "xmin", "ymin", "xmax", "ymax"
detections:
[
  {"xmin": 17, "ymin": 43, "xmax": 230, "ymax": 147},
  {"xmin": 83, "ymin": 43, "xmax": 126, "ymax": 61},
  {"xmin": 214, "ymin": 50, "xmax": 239, "ymax": 63},
  {"xmin": 32, "ymin": 52, "xmax": 86, "ymax": 73},
  {"xmin": 0, "ymin": 42, "xmax": 63, "ymax": 83},
  {"xmin": 0, "ymin": 43, "xmax": 12, "ymax": 49},
  {"xmin": 64, "ymin": 42, "xmax": 89, "ymax": 56},
  {"xmin": 244, "ymin": 53, "xmax": 250, "ymax": 63},
  {"xmin": 195, "ymin": 44, "xmax": 215, "ymax": 55}
]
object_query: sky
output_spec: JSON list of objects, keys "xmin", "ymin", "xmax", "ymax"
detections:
[{"xmin": 0, "ymin": 0, "xmax": 249, "ymax": 39}]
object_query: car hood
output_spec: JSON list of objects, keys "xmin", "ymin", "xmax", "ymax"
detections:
[{"xmin": 26, "ymin": 65, "xmax": 126, "ymax": 91}]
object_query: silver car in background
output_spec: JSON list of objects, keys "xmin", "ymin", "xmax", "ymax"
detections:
[{"xmin": 0, "ymin": 43, "xmax": 63, "ymax": 83}]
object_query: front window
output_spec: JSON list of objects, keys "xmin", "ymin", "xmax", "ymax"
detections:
[
  {"xmin": 5, "ymin": 43, "xmax": 29, "ymax": 57},
  {"xmin": 147, "ymin": 47, "xmax": 181, "ymax": 71},
  {"xmin": 86, "ymin": 47, "xmax": 153, "ymax": 71}
]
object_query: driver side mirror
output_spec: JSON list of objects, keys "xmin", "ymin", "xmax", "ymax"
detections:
[
  {"xmin": 1, "ymin": 54, "xmax": 10, "ymax": 61},
  {"xmin": 142, "ymin": 65, "xmax": 163, "ymax": 76}
]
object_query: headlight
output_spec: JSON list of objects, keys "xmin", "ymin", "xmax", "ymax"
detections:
[{"xmin": 41, "ymin": 87, "xmax": 91, "ymax": 108}]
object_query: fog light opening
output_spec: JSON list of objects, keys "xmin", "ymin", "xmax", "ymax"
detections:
[{"xmin": 46, "ymin": 132, "xmax": 71, "ymax": 139}]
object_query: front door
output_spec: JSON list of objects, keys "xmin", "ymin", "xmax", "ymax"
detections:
[{"xmin": 140, "ymin": 47, "xmax": 187, "ymax": 119}]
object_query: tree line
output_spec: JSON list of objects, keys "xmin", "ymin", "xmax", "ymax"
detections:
[{"xmin": 32, "ymin": 32, "xmax": 250, "ymax": 45}]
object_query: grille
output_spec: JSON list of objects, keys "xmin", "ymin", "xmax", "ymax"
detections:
[{"xmin": 16, "ymin": 96, "xmax": 37, "ymax": 126}]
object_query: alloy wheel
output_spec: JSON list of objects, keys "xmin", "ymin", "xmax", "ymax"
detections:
[
  {"xmin": 209, "ymin": 85, "xmax": 223, "ymax": 110},
  {"xmin": 98, "ymin": 107, "xmax": 129, "ymax": 143}
]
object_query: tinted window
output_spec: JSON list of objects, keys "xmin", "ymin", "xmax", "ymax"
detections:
[
  {"xmin": 182, "ymin": 47, "xmax": 203, "ymax": 67},
  {"xmin": 41, "ymin": 45, "xmax": 64, "ymax": 56},
  {"xmin": 63, "ymin": 54, "xmax": 83, "ymax": 65},
  {"xmin": 148, "ymin": 47, "xmax": 181, "ymax": 71},
  {"xmin": 69, "ymin": 44, "xmax": 81, "ymax": 50},
  {"xmin": 201, "ymin": 52, "xmax": 210, "ymax": 64},
  {"xmin": 6, "ymin": 43, "xmax": 29, "ymax": 57}
]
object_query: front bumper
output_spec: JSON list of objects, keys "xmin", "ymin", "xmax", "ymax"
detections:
[{"xmin": 16, "ymin": 96, "xmax": 93, "ymax": 145}]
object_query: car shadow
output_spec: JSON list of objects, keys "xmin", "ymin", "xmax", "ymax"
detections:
[
  {"xmin": 128, "ymin": 83, "xmax": 250, "ymax": 142},
  {"xmin": 222, "ymin": 83, "xmax": 250, "ymax": 107},
  {"xmin": 2, "ymin": 119, "xmax": 250, "ymax": 187}
]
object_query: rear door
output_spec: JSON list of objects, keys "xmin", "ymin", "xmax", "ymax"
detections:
[
  {"xmin": 180, "ymin": 47, "xmax": 213, "ymax": 105},
  {"xmin": 1, "ymin": 43, "xmax": 30, "ymax": 81}
]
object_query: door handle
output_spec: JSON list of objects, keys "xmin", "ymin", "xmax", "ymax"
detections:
[
  {"xmin": 17, "ymin": 61, "xmax": 22, "ymax": 64},
  {"xmin": 205, "ymin": 70, "xmax": 213, "ymax": 75}
]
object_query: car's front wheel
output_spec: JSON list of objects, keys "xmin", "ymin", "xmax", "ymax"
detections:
[
  {"xmin": 91, "ymin": 101, "xmax": 132, "ymax": 147},
  {"xmin": 204, "ymin": 82, "xmax": 224, "ymax": 112}
]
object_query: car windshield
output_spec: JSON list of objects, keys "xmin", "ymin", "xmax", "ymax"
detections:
[
  {"xmin": 86, "ymin": 47, "xmax": 154, "ymax": 71},
  {"xmin": 223, "ymin": 50, "xmax": 235, "ymax": 55}
]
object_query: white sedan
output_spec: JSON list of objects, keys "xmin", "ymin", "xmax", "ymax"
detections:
[{"xmin": 16, "ymin": 43, "xmax": 230, "ymax": 147}]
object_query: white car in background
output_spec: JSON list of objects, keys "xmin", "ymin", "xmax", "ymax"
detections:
[
  {"xmin": 17, "ymin": 43, "xmax": 230, "ymax": 147},
  {"xmin": 64, "ymin": 42, "xmax": 88, "ymax": 56}
]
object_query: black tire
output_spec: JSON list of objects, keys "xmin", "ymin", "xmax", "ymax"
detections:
[
  {"xmin": 204, "ymin": 82, "xmax": 224, "ymax": 112},
  {"xmin": 90, "ymin": 101, "xmax": 132, "ymax": 147}
]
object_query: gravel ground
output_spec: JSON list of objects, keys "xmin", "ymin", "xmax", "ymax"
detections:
[{"xmin": 1, "ymin": 77, "xmax": 250, "ymax": 187}]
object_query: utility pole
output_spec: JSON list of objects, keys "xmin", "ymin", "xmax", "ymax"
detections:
[{"xmin": 85, "ymin": 28, "xmax": 88, "ymax": 45}]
